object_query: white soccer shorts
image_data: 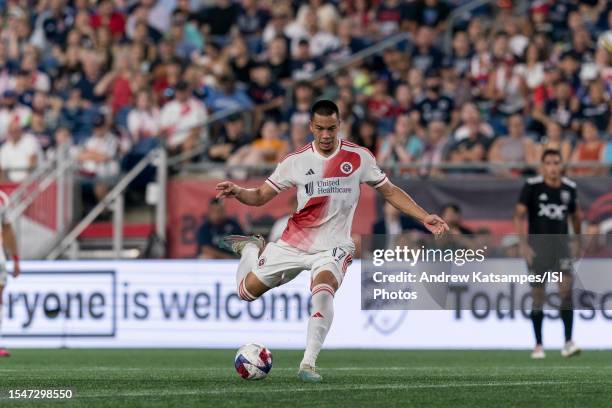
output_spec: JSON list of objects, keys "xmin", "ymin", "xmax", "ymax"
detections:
[
  {"xmin": 254, "ymin": 240, "xmax": 354, "ymax": 288},
  {"xmin": 0, "ymin": 262, "xmax": 6, "ymax": 286}
]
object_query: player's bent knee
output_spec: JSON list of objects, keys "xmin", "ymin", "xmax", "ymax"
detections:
[
  {"xmin": 237, "ymin": 272, "xmax": 269, "ymax": 302},
  {"xmin": 312, "ymin": 270, "xmax": 339, "ymax": 292}
]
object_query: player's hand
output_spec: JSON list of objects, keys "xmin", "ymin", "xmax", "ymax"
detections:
[
  {"xmin": 520, "ymin": 242, "xmax": 535, "ymax": 266},
  {"xmin": 423, "ymin": 214, "xmax": 449, "ymax": 237},
  {"xmin": 215, "ymin": 181, "xmax": 240, "ymax": 199},
  {"xmin": 12, "ymin": 262, "xmax": 20, "ymax": 278}
]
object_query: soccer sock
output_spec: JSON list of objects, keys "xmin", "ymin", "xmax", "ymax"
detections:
[
  {"xmin": 236, "ymin": 244, "xmax": 259, "ymax": 287},
  {"xmin": 301, "ymin": 284, "xmax": 335, "ymax": 368},
  {"xmin": 561, "ymin": 309, "xmax": 573, "ymax": 342},
  {"xmin": 531, "ymin": 310, "xmax": 544, "ymax": 345}
]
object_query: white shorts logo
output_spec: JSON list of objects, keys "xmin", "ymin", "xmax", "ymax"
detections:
[{"xmin": 340, "ymin": 162, "xmax": 353, "ymax": 174}]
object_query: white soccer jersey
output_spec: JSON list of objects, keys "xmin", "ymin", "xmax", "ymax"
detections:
[{"xmin": 265, "ymin": 140, "xmax": 388, "ymax": 253}]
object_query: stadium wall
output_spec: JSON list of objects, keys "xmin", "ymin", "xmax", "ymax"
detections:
[{"xmin": 2, "ymin": 260, "xmax": 611, "ymax": 349}]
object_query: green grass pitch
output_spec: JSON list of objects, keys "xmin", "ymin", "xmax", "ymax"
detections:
[{"xmin": 0, "ymin": 349, "xmax": 611, "ymax": 407}]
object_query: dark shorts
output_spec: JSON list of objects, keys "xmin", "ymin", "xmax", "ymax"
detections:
[{"xmin": 528, "ymin": 238, "xmax": 573, "ymax": 287}]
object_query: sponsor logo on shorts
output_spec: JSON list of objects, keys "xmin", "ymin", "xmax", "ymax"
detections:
[{"xmin": 258, "ymin": 257, "xmax": 266, "ymax": 267}]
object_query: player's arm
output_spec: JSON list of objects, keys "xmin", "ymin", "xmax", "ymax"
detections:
[
  {"xmin": 215, "ymin": 181, "xmax": 277, "ymax": 207},
  {"xmin": 513, "ymin": 202, "xmax": 534, "ymax": 264},
  {"xmin": 376, "ymin": 181, "xmax": 449, "ymax": 236},
  {"xmin": 2, "ymin": 222, "xmax": 19, "ymax": 278}
]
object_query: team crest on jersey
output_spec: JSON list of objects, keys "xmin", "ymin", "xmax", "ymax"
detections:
[
  {"xmin": 561, "ymin": 190, "xmax": 570, "ymax": 204},
  {"xmin": 340, "ymin": 162, "xmax": 353, "ymax": 174},
  {"xmin": 258, "ymin": 257, "xmax": 266, "ymax": 267},
  {"xmin": 305, "ymin": 181, "xmax": 314, "ymax": 196}
]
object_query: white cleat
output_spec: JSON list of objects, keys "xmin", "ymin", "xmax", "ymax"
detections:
[
  {"xmin": 297, "ymin": 364, "xmax": 322, "ymax": 383},
  {"xmin": 561, "ymin": 341, "xmax": 581, "ymax": 358},
  {"xmin": 531, "ymin": 345, "xmax": 546, "ymax": 359},
  {"xmin": 220, "ymin": 234, "xmax": 265, "ymax": 256}
]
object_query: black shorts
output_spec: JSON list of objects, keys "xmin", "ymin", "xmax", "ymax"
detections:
[{"xmin": 528, "ymin": 239, "xmax": 573, "ymax": 287}]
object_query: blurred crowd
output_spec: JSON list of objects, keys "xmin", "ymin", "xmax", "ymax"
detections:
[{"xmin": 0, "ymin": 0, "xmax": 611, "ymax": 203}]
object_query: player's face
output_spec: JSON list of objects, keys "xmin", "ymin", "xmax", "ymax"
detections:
[
  {"xmin": 310, "ymin": 113, "xmax": 340, "ymax": 153},
  {"xmin": 541, "ymin": 155, "xmax": 562, "ymax": 180}
]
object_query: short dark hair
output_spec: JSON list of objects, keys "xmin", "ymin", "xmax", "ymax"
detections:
[
  {"xmin": 310, "ymin": 99, "xmax": 339, "ymax": 119},
  {"xmin": 440, "ymin": 202, "xmax": 461, "ymax": 214},
  {"xmin": 541, "ymin": 149, "xmax": 562, "ymax": 162},
  {"xmin": 209, "ymin": 198, "xmax": 223, "ymax": 206}
]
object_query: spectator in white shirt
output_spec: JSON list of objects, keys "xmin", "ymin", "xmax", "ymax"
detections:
[
  {"xmin": 0, "ymin": 121, "xmax": 42, "ymax": 182},
  {"xmin": 127, "ymin": 89, "xmax": 160, "ymax": 153},
  {"xmin": 77, "ymin": 114, "xmax": 119, "ymax": 209},
  {"xmin": 0, "ymin": 90, "xmax": 31, "ymax": 141},
  {"xmin": 159, "ymin": 80, "xmax": 207, "ymax": 157}
]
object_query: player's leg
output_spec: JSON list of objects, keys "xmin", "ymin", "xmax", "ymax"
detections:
[
  {"xmin": 558, "ymin": 271, "xmax": 580, "ymax": 357},
  {"xmin": 223, "ymin": 236, "xmax": 306, "ymax": 301},
  {"xmin": 221, "ymin": 235, "xmax": 269, "ymax": 301},
  {"xmin": 0, "ymin": 283, "xmax": 8, "ymax": 357},
  {"xmin": 299, "ymin": 247, "xmax": 352, "ymax": 382},
  {"xmin": 298, "ymin": 268, "xmax": 337, "ymax": 382},
  {"xmin": 530, "ymin": 283, "xmax": 546, "ymax": 359}
]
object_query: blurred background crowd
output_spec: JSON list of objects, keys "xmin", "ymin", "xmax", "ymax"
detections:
[{"xmin": 0, "ymin": 0, "xmax": 611, "ymax": 201}]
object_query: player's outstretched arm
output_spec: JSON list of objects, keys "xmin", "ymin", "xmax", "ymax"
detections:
[
  {"xmin": 215, "ymin": 181, "xmax": 278, "ymax": 207},
  {"xmin": 377, "ymin": 181, "xmax": 449, "ymax": 236}
]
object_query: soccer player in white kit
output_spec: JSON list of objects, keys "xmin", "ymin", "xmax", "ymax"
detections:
[
  {"xmin": 217, "ymin": 100, "xmax": 448, "ymax": 382},
  {"xmin": 0, "ymin": 190, "xmax": 20, "ymax": 357}
]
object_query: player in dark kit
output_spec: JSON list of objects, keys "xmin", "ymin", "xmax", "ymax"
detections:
[{"xmin": 513, "ymin": 149, "xmax": 581, "ymax": 359}]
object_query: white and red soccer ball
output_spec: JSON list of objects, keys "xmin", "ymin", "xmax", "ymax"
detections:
[{"xmin": 234, "ymin": 344, "xmax": 273, "ymax": 380}]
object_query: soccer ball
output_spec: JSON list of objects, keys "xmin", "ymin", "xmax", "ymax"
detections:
[{"xmin": 234, "ymin": 343, "xmax": 273, "ymax": 380}]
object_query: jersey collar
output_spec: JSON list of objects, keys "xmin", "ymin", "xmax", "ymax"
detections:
[{"xmin": 312, "ymin": 140, "xmax": 341, "ymax": 160}]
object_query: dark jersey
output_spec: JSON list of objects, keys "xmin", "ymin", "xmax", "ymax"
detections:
[{"xmin": 518, "ymin": 176, "xmax": 577, "ymax": 235}]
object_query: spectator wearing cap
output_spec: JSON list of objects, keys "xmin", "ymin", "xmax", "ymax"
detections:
[
  {"xmin": 76, "ymin": 114, "xmax": 120, "ymax": 211},
  {"xmin": 197, "ymin": 198, "xmax": 244, "ymax": 259},
  {"xmin": 415, "ymin": 70, "xmax": 455, "ymax": 129},
  {"xmin": 207, "ymin": 114, "xmax": 250, "ymax": 163},
  {"xmin": 58, "ymin": 89, "xmax": 94, "ymax": 144},
  {"xmin": 159, "ymin": 80, "xmax": 208, "ymax": 156},
  {"xmin": 0, "ymin": 120, "xmax": 42, "ymax": 182}
]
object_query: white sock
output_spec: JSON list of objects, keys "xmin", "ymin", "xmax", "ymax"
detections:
[
  {"xmin": 236, "ymin": 244, "xmax": 259, "ymax": 302},
  {"xmin": 301, "ymin": 284, "xmax": 335, "ymax": 368}
]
